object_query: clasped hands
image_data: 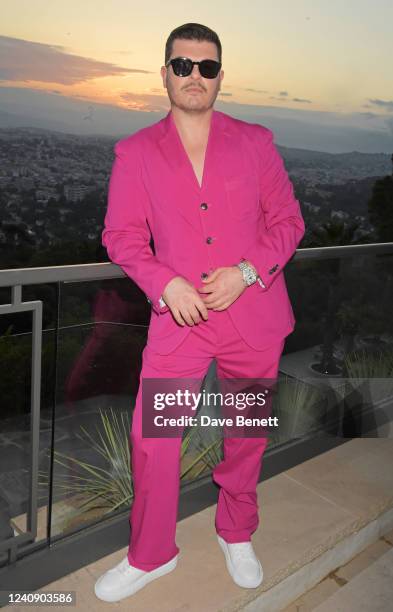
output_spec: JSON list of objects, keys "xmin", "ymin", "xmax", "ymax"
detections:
[{"xmin": 162, "ymin": 265, "xmax": 249, "ymax": 328}]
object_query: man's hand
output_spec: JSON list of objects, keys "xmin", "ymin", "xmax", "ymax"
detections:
[
  {"xmin": 197, "ymin": 266, "xmax": 247, "ymax": 311},
  {"xmin": 162, "ymin": 276, "xmax": 209, "ymax": 326}
]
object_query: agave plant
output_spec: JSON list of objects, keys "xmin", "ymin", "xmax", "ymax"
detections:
[
  {"xmin": 343, "ymin": 345, "xmax": 393, "ymax": 407},
  {"xmin": 38, "ymin": 407, "xmax": 133, "ymax": 516},
  {"xmin": 344, "ymin": 346, "xmax": 393, "ymax": 378},
  {"xmin": 38, "ymin": 405, "xmax": 223, "ymax": 521},
  {"xmin": 269, "ymin": 376, "xmax": 327, "ymax": 443}
]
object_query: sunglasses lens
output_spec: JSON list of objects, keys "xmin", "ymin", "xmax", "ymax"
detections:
[
  {"xmin": 170, "ymin": 58, "xmax": 221, "ymax": 78},
  {"xmin": 172, "ymin": 58, "xmax": 192, "ymax": 76},
  {"xmin": 199, "ymin": 60, "xmax": 221, "ymax": 78}
]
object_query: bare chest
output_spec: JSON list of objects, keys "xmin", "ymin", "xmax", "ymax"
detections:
[{"xmin": 181, "ymin": 140, "xmax": 208, "ymax": 188}]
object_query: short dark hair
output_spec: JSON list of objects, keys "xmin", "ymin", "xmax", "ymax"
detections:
[{"xmin": 165, "ymin": 23, "xmax": 222, "ymax": 65}]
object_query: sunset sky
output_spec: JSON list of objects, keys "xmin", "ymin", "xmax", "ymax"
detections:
[{"xmin": 1, "ymin": 0, "xmax": 393, "ymax": 152}]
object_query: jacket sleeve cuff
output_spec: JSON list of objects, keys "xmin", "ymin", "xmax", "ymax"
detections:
[
  {"xmin": 146, "ymin": 268, "xmax": 178, "ymax": 314},
  {"xmin": 240, "ymin": 246, "xmax": 285, "ymax": 292}
]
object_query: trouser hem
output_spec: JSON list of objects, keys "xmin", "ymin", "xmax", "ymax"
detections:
[
  {"xmin": 216, "ymin": 529, "xmax": 256, "ymax": 543},
  {"xmin": 127, "ymin": 547, "xmax": 179, "ymax": 571}
]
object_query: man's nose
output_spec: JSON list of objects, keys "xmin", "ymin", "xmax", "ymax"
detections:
[{"xmin": 190, "ymin": 64, "xmax": 202, "ymax": 77}]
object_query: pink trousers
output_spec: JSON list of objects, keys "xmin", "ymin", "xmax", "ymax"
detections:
[{"xmin": 127, "ymin": 308, "xmax": 285, "ymax": 571}]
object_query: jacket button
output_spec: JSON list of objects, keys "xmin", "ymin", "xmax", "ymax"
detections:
[
  {"xmin": 200, "ymin": 203, "xmax": 208, "ymax": 210},
  {"xmin": 206, "ymin": 236, "xmax": 213, "ymax": 244},
  {"xmin": 201, "ymin": 272, "xmax": 208, "ymax": 279}
]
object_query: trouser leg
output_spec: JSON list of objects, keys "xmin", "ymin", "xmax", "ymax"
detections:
[
  {"xmin": 127, "ymin": 331, "xmax": 213, "ymax": 571},
  {"xmin": 128, "ymin": 387, "xmax": 183, "ymax": 570},
  {"xmin": 212, "ymin": 313, "xmax": 285, "ymax": 543}
]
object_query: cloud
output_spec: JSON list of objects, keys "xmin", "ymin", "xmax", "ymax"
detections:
[
  {"xmin": 1, "ymin": 86, "xmax": 392, "ymax": 152},
  {"xmin": 269, "ymin": 91, "xmax": 312, "ymax": 104},
  {"xmin": 244, "ymin": 89, "xmax": 311, "ymax": 104},
  {"xmin": 244, "ymin": 88, "xmax": 269, "ymax": 94},
  {"xmin": 384, "ymin": 117, "xmax": 393, "ymax": 138},
  {"xmin": 368, "ymin": 98, "xmax": 393, "ymax": 112},
  {"xmin": 356, "ymin": 111, "xmax": 378, "ymax": 119},
  {"xmin": 0, "ymin": 35, "xmax": 152, "ymax": 85},
  {"xmin": 119, "ymin": 91, "xmax": 168, "ymax": 112}
]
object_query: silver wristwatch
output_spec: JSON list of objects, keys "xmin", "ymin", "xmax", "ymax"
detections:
[{"xmin": 237, "ymin": 261, "xmax": 258, "ymax": 286}]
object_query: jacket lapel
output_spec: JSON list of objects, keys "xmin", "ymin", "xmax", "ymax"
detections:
[{"xmin": 156, "ymin": 109, "xmax": 232, "ymax": 231}]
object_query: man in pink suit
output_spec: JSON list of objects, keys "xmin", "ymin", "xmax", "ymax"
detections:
[{"xmin": 95, "ymin": 22, "xmax": 305, "ymax": 602}]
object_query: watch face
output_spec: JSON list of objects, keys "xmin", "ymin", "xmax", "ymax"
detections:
[
  {"xmin": 243, "ymin": 269, "xmax": 253, "ymax": 285},
  {"xmin": 239, "ymin": 262, "xmax": 257, "ymax": 285}
]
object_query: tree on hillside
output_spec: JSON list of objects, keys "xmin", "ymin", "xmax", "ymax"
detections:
[{"xmin": 368, "ymin": 158, "xmax": 393, "ymax": 242}]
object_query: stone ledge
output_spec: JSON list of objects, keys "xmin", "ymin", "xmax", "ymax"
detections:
[{"xmin": 5, "ymin": 438, "xmax": 393, "ymax": 612}]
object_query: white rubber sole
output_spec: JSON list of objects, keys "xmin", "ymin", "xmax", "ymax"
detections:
[
  {"xmin": 94, "ymin": 553, "xmax": 179, "ymax": 602},
  {"xmin": 217, "ymin": 534, "xmax": 263, "ymax": 589}
]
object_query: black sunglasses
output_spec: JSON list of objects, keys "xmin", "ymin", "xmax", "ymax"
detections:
[{"xmin": 165, "ymin": 56, "xmax": 221, "ymax": 79}]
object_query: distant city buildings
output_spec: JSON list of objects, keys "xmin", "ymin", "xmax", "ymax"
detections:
[
  {"xmin": 36, "ymin": 188, "xmax": 60, "ymax": 203},
  {"xmin": 331, "ymin": 210, "xmax": 350, "ymax": 220},
  {"xmin": 64, "ymin": 184, "xmax": 93, "ymax": 202},
  {"xmin": 303, "ymin": 201, "xmax": 321, "ymax": 213},
  {"xmin": 0, "ymin": 128, "xmax": 391, "ymax": 251}
]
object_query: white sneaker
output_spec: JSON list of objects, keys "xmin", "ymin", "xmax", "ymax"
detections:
[
  {"xmin": 217, "ymin": 534, "xmax": 263, "ymax": 588},
  {"xmin": 94, "ymin": 553, "xmax": 179, "ymax": 602}
]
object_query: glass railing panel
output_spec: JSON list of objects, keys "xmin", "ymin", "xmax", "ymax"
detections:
[
  {"xmin": 50, "ymin": 277, "xmax": 149, "ymax": 539},
  {"xmin": 273, "ymin": 251, "xmax": 393, "ymax": 446},
  {"xmin": 0, "ymin": 282, "xmax": 59, "ymax": 565},
  {"xmin": 1, "ymin": 247, "xmax": 392, "ymax": 555}
]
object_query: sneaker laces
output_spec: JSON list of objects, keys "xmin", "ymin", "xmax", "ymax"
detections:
[
  {"xmin": 228, "ymin": 542, "xmax": 255, "ymax": 562},
  {"xmin": 117, "ymin": 557, "xmax": 136, "ymax": 575}
]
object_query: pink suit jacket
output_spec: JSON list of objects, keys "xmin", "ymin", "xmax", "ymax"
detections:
[{"xmin": 102, "ymin": 108, "xmax": 305, "ymax": 355}]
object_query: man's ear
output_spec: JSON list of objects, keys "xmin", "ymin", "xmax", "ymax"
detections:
[{"xmin": 218, "ymin": 70, "xmax": 224, "ymax": 91}]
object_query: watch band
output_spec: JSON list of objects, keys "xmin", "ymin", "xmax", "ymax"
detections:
[{"xmin": 237, "ymin": 261, "xmax": 258, "ymax": 286}]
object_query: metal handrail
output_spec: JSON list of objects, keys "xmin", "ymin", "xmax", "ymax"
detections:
[
  {"xmin": 1, "ymin": 242, "xmax": 393, "ymax": 288},
  {"xmin": 0, "ymin": 240, "xmax": 392, "ymax": 563}
]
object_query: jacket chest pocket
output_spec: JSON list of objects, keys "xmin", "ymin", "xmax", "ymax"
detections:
[{"xmin": 224, "ymin": 173, "xmax": 260, "ymax": 220}]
